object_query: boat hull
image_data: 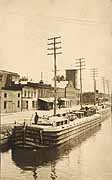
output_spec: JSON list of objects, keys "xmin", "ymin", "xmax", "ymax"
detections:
[
  {"xmin": 12, "ymin": 114, "xmax": 102, "ymax": 149},
  {"xmin": 100, "ymin": 107, "xmax": 111, "ymax": 119}
]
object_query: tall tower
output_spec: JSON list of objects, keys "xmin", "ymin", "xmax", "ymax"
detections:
[{"xmin": 66, "ymin": 69, "xmax": 78, "ymax": 88}]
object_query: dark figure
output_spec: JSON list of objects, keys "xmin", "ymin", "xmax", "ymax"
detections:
[
  {"xmin": 85, "ymin": 106, "xmax": 89, "ymax": 111},
  {"xmin": 34, "ymin": 112, "xmax": 39, "ymax": 125}
]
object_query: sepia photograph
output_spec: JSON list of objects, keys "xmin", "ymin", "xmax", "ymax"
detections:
[{"xmin": 0, "ymin": 0, "xmax": 112, "ymax": 179}]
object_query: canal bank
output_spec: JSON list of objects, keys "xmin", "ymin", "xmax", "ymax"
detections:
[{"xmin": 1, "ymin": 114, "xmax": 112, "ymax": 180}]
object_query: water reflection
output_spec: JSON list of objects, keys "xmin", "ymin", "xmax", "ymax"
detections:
[
  {"xmin": 11, "ymin": 126, "xmax": 101, "ymax": 180},
  {"xmin": 50, "ymin": 161, "xmax": 57, "ymax": 180}
]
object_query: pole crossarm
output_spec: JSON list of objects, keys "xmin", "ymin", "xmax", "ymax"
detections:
[
  {"xmin": 47, "ymin": 53, "xmax": 54, "ymax": 56},
  {"xmin": 48, "ymin": 42, "xmax": 61, "ymax": 46},
  {"xmin": 48, "ymin": 36, "xmax": 61, "ymax": 40}
]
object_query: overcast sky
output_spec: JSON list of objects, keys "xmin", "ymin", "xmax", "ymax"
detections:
[{"xmin": 0, "ymin": 0, "xmax": 112, "ymax": 92}]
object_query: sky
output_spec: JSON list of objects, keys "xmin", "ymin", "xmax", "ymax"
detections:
[{"xmin": 0, "ymin": 0, "xmax": 112, "ymax": 93}]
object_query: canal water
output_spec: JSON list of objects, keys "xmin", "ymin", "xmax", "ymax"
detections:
[{"xmin": 1, "ymin": 114, "xmax": 112, "ymax": 180}]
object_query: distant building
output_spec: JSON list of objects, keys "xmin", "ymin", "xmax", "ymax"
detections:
[
  {"xmin": 0, "ymin": 70, "xmax": 21, "ymax": 113},
  {"xmin": 57, "ymin": 81, "xmax": 66, "ymax": 99},
  {"xmin": 65, "ymin": 81, "xmax": 80, "ymax": 105},
  {"xmin": 0, "ymin": 89, "xmax": 21, "ymax": 113},
  {"xmin": 38, "ymin": 97, "xmax": 54, "ymax": 110},
  {"xmin": 21, "ymin": 82, "xmax": 54, "ymax": 111},
  {"xmin": 21, "ymin": 85, "xmax": 38, "ymax": 111},
  {"xmin": 82, "ymin": 91, "xmax": 109, "ymax": 105},
  {"xmin": 82, "ymin": 92, "xmax": 95, "ymax": 104}
]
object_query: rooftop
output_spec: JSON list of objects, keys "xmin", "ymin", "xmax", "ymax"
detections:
[
  {"xmin": 0, "ymin": 70, "xmax": 20, "ymax": 76},
  {"xmin": 2, "ymin": 81, "xmax": 54, "ymax": 90}
]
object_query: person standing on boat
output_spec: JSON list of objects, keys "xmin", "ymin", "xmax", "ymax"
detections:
[{"xmin": 34, "ymin": 112, "xmax": 39, "ymax": 125}]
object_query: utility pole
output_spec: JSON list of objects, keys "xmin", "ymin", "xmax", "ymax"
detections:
[
  {"xmin": 102, "ymin": 77, "xmax": 106, "ymax": 105},
  {"xmin": 106, "ymin": 80, "xmax": 110, "ymax": 103},
  {"xmin": 110, "ymin": 83, "xmax": 112, "ymax": 117},
  {"xmin": 90, "ymin": 68, "xmax": 98, "ymax": 105},
  {"xmin": 0, "ymin": 93, "xmax": 1, "ymax": 133},
  {"xmin": 75, "ymin": 58, "xmax": 85, "ymax": 109},
  {"xmin": 48, "ymin": 36, "xmax": 62, "ymax": 116},
  {"xmin": 41, "ymin": 72, "xmax": 43, "ymax": 81}
]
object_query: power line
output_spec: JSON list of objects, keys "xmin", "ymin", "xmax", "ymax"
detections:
[{"xmin": 35, "ymin": 14, "xmax": 112, "ymax": 26}]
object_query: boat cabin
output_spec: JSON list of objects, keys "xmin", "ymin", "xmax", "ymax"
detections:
[
  {"xmin": 74, "ymin": 111, "xmax": 85, "ymax": 119},
  {"xmin": 49, "ymin": 116, "xmax": 69, "ymax": 127}
]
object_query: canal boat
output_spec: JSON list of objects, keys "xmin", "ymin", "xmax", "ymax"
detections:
[
  {"xmin": 97, "ymin": 104, "xmax": 111, "ymax": 119},
  {"xmin": 12, "ymin": 107, "xmax": 102, "ymax": 148}
]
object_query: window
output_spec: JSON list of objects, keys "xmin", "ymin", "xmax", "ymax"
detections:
[
  {"xmin": 43, "ymin": 89, "xmax": 45, "ymax": 96},
  {"xmin": 28, "ymin": 91, "xmax": 30, "ymax": 97},
  {"xmin": 26, "ymin": 101, "xmax": 28, "ymax": 109},
  {"xmin": 56, "ymin": 122, "xmax": 60, "ymax": 126},
  {"xmin": 0, "ymin": 75, "xmax": 2, "ymax": 81},
  {"xmin": 38, "ymin": 89, "xmax": 40, "ymax": 97},
  {"xmin": 24, "ymin": 91, "xmax": 26, "ymax": 97},
  {"xmin": 4, "ymin": 101, "xmax": 7, "ymax": 109},
  {"xmin": 61, "ymin": 121, "xmax": 63, "ymax": 125},
  {"xmin": 17, "ymin": 101, "xmax": 20, "ymax": 108},
  {"xmin": 34, "ymin": 91, "xmax": 36, "ymax": 98},
  {"xmin": 32, "ymin": 101, "xmax": 35, "ymax": 108},
  {"xmin": 65, "ymin": 120, "xmax": 67, "ymax": 124},
  {"xmin": 18, "ymin": 93, "xmax": 20, "ymax": 97},
  {"xmin": 31, "ymin": 91, "xmax": 33, "ymax": 97},
  {"xmin": 41, "ymin": 89, "xmax": 43, "ymax": 97},
  {"xmin": 4, "ymin": 93, "xmax": 7, "ymax": 98}
]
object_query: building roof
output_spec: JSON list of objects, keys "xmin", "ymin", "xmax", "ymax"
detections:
[
  {"xmin": 38, "ymin": 97, "xmax": 54, "ymax": 103},
  {"xmin": 61, "ymin": 98, "xmax": 71, "ymax": 101},
  {"xmin": 66, "ymin": 68, "xmax": 78, "ymax": 71},
  {"xmin": 38, "ymin": 97, "xmax": 71, "ymax": 103},
  {"xmin": 27, "ymin": 82, "xmax": 53, "ymax": 88},
  {"xmin": 2, "ymin": 85, "xmax": 22, "ymax": 91},
  {"xmin": 2, "ymin": 81, "xmax": 54, "ymax": 91},
  {"xmin": 0, "ymin": 70, "xmax": 20, "ymax": 76}
]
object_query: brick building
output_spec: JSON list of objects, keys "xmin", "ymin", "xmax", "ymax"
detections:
[
  {"xmin": 0, "ymin": 89, "xmax": 21, "ymax": 113},
  {"xmin": 21, "ymin": 82, "xmax": 54, "ymax": 111},
  {"xmin": 0, "ymin": 70, "xmax": 21, "ymax": 113}
]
